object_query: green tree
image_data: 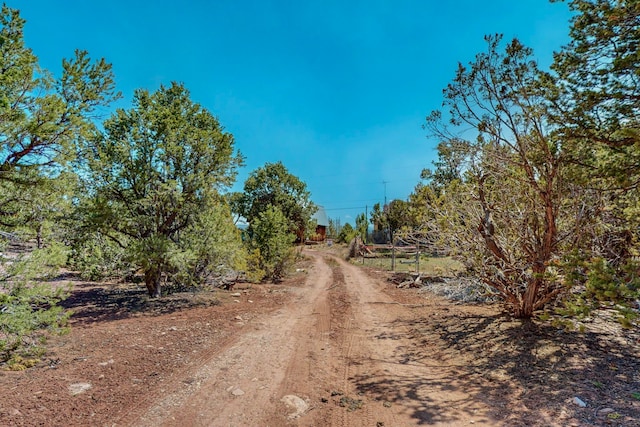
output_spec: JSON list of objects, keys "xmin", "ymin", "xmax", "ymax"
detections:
[
  {"xmin": 232, "ymin": 162, "xmax": 316, "ymax": 242},
  {"xmin": 0, "ymin": 4, "xmax": 116, "ymax": 365},
  {"xmin": 550, "ymin": 0, "xmax": 640, "ymax": 261},
  {"xmin": 551, "ymin": 0, "xmax": 639, "ymax": 151},
  {"xmin": 386, "ymin": 200, "xmax": 415, "ymax": 242},
  {"xmin": 355, "ymin": 212, "xmax": 368, "ymax": 243},
  {"xmin": 369, "ymin": 200, "xmax": 414, "ymax": 244},
  {"xmin": 247, "ymin": 205, "xmax": 296, "ymax": 281},
  {"xmin": 83, "ymin": 82, "xmax": 243, "ymax": 297},
  {"xmin": 0, "ymin": 242, "xmax": 70, "ymax": 365},
  {"xmin": 0, "ymin": 4, "xmax": 118, "ymax": 230},
  {"xmin": 10, "ymin": 172, "xmax": 78, "ymax": 248},
  {"xmin": 337, "ymin": 222, "xmax": 356, "ymax": 244},
  {"xmin": 403, "ymin": 183, "xmax": 441, "ymax": 248},
  {"xmin": 328, "ymin": 217, "xmax": 341, "ymax": 239},
  {"xmin": 370, "ymin": 203, "xmax": 388, "ymax": 243},
  {"xmin": 418, "ymin": 139, "xmax": 467, "ymax": 195},
  {"xmin": 547, "ymin": 0, "xmax": 640, "ymax": 323},
  {"xmin": 177, "ymin": 200, "xmax": 246, "ymax": 287},
  {"xmin": 424, "ymin": 35, "xmax": 582, "ymax": 318}
]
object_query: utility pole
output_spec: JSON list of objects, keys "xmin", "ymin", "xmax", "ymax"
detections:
[
  {"xmin": 382, "ymin": 180, "xmax": 390, "ymax": 244},
  {"xmin": 382, "ymin": 180, "xmax": 388, "ymax": 206},
  {"xmin": 365, "ymin": 205, "xmax": 368, "ymax": 244}
]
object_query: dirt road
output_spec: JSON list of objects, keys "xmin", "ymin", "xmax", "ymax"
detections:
[
  {"xmin": 129, "ymin": 250, "xmax": 493, "ymax": 426},
  {"xmin": 4, "ymin": 247, "xmax": 637, "ymax": 426}
]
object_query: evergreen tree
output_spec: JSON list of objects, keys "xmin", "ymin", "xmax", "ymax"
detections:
[
  {"xmin": 82, "ymin": 82, "xmax": 243, "ymax": 297},
  {"xmin": 231, "ymin": 162, "xmax": 316, "ymax": 242}
]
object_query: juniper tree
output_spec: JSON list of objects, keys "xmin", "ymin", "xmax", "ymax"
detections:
[{"xmin": 84, "ymin": 82, "xmax": 244, "ymax": 297}]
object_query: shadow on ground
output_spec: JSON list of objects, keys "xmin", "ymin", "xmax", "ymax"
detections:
[
  {"xmin": 352, "ymin": 308, "xmax": 640, "ymax": 426},
  {"xmin": 60, "ymin": 279, "xmax": 221, "ymax": 326}
]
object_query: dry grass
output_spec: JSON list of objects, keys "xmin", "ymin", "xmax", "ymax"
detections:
[{"xmin": 355, "ymin": 254, "xmax": 465, "ymax": 275}]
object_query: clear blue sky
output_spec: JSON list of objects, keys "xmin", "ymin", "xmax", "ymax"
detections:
[{"xmin": 13, "ymin": 0, "xmax": 573, "ymax": 226}]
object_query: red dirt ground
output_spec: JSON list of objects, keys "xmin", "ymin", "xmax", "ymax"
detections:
[{"xmin": 1, "ymin": 247, "xmax": 639, "ymax": 426}]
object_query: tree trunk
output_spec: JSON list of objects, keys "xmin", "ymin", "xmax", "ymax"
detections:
[
  {"xmin": 144, "ymin": 268, "xmax": 162, "ymax": 298},
  {"xmin": 516, "ymin": 285, "xmax": 537, "ymax": 318},
  {"xmin": 36, "ymin": 223, "xmax": 43, "ymax": 249}
]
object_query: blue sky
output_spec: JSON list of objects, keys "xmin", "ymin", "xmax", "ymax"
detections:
[{"xmin": 14, "ymin": 0, "xmax": 573, "ymax": 225}]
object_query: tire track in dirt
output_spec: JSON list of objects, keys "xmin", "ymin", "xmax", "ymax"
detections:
[
  {"xmin": 328, "ymin": 256, "xmax": 398, "ymax": 427},
  {"xmin": 325, "ymin": 255, "xmax": 495, "ymax": 426},
  {"xmin": 128, "ymin": 249, "xmax": 495, "ymax": 426},
  {"xmin": 271, "ymin": 254, "xmax": 336, "ymax": 427},
  {"xmin": 130, "ymin": 251, "xmax": 335, "ymax": 427}
]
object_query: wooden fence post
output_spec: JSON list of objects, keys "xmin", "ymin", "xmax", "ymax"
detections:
[{"xmin": 391, "ymin": 245, "xmax": 396, "ymax": 271}]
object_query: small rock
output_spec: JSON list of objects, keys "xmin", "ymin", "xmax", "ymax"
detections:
[
  {"xmin": 231, "ymin": 388, "xmax": 245, "ymax": 396},
  {"xmin": 248, "ymin": 300, "xmax": 253, "ymax": 303},
  {"xmin": 10, "ymin": 408, "xmax": 22, "ymax": 416},
  {"xmin": 168, "ymin": 326, "xmax": 177, "ymax": 331},
  {"xmin": 281, "ymin": 395, "xmax": 309, "ymax": 419},
  {"xmin": 98, "ymin": 359, "xmax": 115, "ymax": 366},
  {"xmin": 69, "ymin": 383, "xmax": 92, "ymax": 395},
  {"xmin": 573, "ymin": 397, "xmax": 587, "ymax": 407},
  {"xmin": 234, "ymin": 316, "xmax": 243, "ymax": 321},
  {"xmin": 383, "ymin": 401, "xmax": 392, "ymax": 408},
  {"xmin": 231, "ymin": 293, "xmax": 241, "ymax": 297}
]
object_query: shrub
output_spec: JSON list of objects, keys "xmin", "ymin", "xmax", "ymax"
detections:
[
  {"xmin": 0, "ymin": 244, "xmax": 70, "ymax": 364},
  {"xmin": 248, "ymin": 206, "xmax": 296, "ymax": 281}
]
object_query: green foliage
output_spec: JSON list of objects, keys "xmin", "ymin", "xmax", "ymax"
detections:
[
  {"xmin": 369, "ymin": 203, "xmax": 388, "ymax": 243},
  {"xmin": 546, "ymin": 0, "xmax": 640, "ymax": 270},
  {"xmin": 0, "ymin": 4, "xmax": 118, "ymax": 175},
  {"xmin": 337, "ymin": 222, "xmax": 356, "ymax": 244},
  {"xmin": 69, "ymin": 231, "xmax": 131, "ymax": 281},
  {"xmin": 558, "ymin": 254, "xmax": 639, "ymax": 327},
  {"xmin": 369, "ymin": 200, "xmax": 415, "ymax": 243},
  {"xmin": 244, "ymin": 248, "xmax": 266, "ymax": 283},
  {"xmin": 175, "ymin": 201, "xmax": 246, "ymax": 287},
  {"xmin": 231, "ymin": 161, "xmax": 316, "ymax": 241},
  {"xmin": 0, "ymin": 244, "xmax": 70, "ymax": 364},
  {"xmin": 247, "ymin": 206, "xmax": 296, "ymax": 281},
  {"xmin": 355, "ymin": 213, "xmax": 368, "ymax": 243},
  {"xmin": 423, "ymin": 35, "xmax": 575, "ymax": 318},
  {"xmin": 80, "ymin": 82, "xmax": 243, "ymax": 297},
  {"xmin": 0, "ymin": 5, "xmax": 118, "ymax": 241},
  {"xmin": 551, "ymin": 0, "xmax": 639, "ymax": 149},
  {"xmin": 327, "ymin": 217, "xmax": 341, "ymax": 239}
]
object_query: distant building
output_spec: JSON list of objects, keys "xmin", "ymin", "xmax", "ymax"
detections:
[{"xmin": 310, "ymin": 205, "xmax": 329, "ymax": 241}]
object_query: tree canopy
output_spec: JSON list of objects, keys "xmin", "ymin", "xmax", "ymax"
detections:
[
  {"xmin": 423, "ymin": 35, "xmax": 577, "ymax": 318},
  {"xmin": 231, "ymin": 161, "xmax": 316, "ymax": 241},
  {"xmin": 83, "ymin": 82, "xmax": 244, "ymax": 297},
  {"xmin": 417, "ymin": 0, "xmax": 640, "ymax": 321},
  {"xmin": 0, "ymin": 4, "xmax": 119, "ymax": 229}
]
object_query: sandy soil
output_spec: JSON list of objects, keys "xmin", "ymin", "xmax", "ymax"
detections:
[{"xmin": 0, "ymin": 247, "xmax": 638, "ymax": 426}]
